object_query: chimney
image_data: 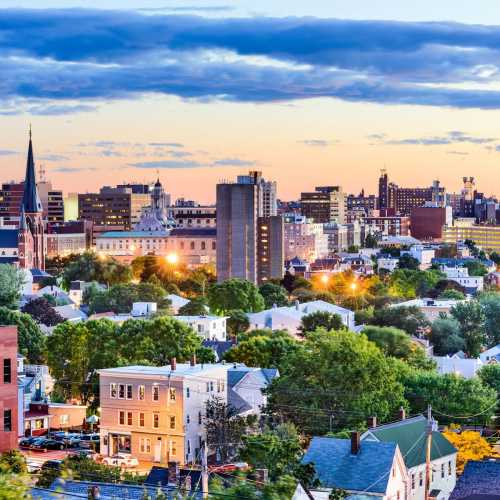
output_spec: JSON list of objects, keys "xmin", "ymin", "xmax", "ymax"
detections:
[
  {"xmin": 398, "ymin": 407, "xmax": 406, "ymax": 420},
  {"xmin": 170, "ymin": 357, "xmax": 177, "ymax": 371},
  {"xmin": 367, "ymin": 416, "xmax": 377, "ymax": 428},
  {"xmin": 190, "ymin": 354, "xmax": 196, "ymax": 367},
  {"xmin": 350, "ymin": 431, "xmax": 360, "ymax": 455},
  {"xmin": 295, "ymin": 300, "xmax": 300, "ymax": 311},
  {"xmin": 168, "ymin": 461, "xmax": 179, "ymax": 485}
]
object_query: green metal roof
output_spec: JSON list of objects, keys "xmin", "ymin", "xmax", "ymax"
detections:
[{"xmin": 363, "ymin": 416, "xmax": 456, "ymax": 469}]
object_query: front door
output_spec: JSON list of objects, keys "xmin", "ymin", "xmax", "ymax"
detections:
[{"xmin": 154, "ymin": 439, "xmax": 162, "ymax": 462}]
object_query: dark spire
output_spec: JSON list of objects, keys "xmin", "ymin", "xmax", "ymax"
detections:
[
  {"xmin": 19, "ymin": 203, "xmax": 27, "ymax": 231},
  {"xmin": 22, "ymin": 126, "xmax": 42, "ymax": 213}
]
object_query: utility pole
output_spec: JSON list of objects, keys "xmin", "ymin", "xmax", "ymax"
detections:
[
  {"xmin": 202, "ymin": 441, "xmax": 209, "ymax": 499},
  {"xmin": 424, "ymin": 404, "xmax": 433, "ymax": 500}
]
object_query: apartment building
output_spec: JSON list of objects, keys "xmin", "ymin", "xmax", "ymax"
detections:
[
  {"xmin": 300, "ymin": 186, "xmax": 346, "ymax": 224},
  {"xmin": 283, "ymin": 215, "xmax": 328, "ymax": 262},
  {"xmin": 0, "ymin": 326, "xmax": 18, "ymax": 452},
  {"xmin": 98, "ymin": 360, "xmax": 231, "ymax": 465},
  {"xmin": 175, "ymin": 316, "xmax": 227, "ymax": 341}
]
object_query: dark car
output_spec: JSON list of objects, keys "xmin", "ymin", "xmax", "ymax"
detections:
[
  {"xmin": 78, "ymin": 434, "xmax": 100, "ymax": 450},
  {"xmin": 29, "ymin": 437, "xmax": 50, "ymax": 450},
  {"xmin": 19, "ymin": 436, "xmax": 37, "ymax": 448},
  {"xmin": 31, "ymin": 438, "xmax": 65, "ymax": 451}
]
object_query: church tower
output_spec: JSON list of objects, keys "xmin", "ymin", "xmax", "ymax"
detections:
[{"xmin": 19, "ymin": 128, "xmax": 45, "ymax": 270}]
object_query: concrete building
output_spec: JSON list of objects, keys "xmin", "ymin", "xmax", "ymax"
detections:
[
  {"xmin": 0, "ymin": 326, "xmax": 18, "ymax": 452},
  {"xmin": 45, "ymin": 220, "xmax": 92, "ymax": 257},
  {"xmin": 441, "ymin": 266, "xmax": 483, "ymax": 294},
  {"xmin": 443, "ymin": 223, "xmax": 500, "ymax": 252},
  {"xmin": 37, "ymin": 178, "xmax": 64, "ymax": 224},
  {"xmin": 284, "ymin": 215, "xmax": 328, "ymax": 262},
  {"xmin": 216, "ymin": 172, "xmax": 282, "ymax": 284},
  {"xmin": 300, "ymin": 186, "xmax": 345, "ymax": 224},
  {"xmin": 64, "ymin": 192, "xmax": 79, "ymax": 222},
  {"xmin": 0, "ymin": 181, "xmax": 24, "ymax": 226},
  {"xmin": 377, "ymin": 256, "xmax": 399, "ymax": 272},
  {"xmin": 391, "ymin": 298, "xmax": 463, "ymax": 322},
  {"xmin": 237, "ymin": 171, "xmax": 277, "ymax": 218},
  {"xmin": 168, "ymin": 201, "xmax": 216, "ymax": 229},
  {"xmin": 433, "ymin": 355, "xmax": 483, "ymax": 379},
  {"xmin": 362, "ymin": 213, "xmax": 410, "ymax": 236},
  {"xmin": 407, "ymin": 245, "xmax": 436, "ymax": 270},
  {"xmin": 167, "ymin": 228, "xmax": 216, "ymax": 267},
  {"xmin": 346, "ymin": 190, "xmax": 378, "ymax": 223},
  {"xmin": 175, "ymin": 316, "xmax": 227, "ymax": 341},
  {"xmin": 98, "ymin": 361, "xmax": 231, "ymax": 465},
  {"xmin": 410, "ymin": 205, "xmax": 453, "ymax": 241}
]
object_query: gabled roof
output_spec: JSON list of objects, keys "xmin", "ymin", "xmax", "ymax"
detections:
[
  {"xmin": 450, "ymin": 460, "xmax": 500, "ymax": 499},
  {"xmin": 228, "ymin": 388, "xmax": 253, "ymax": 414},
  {"xmin": 227, "ymin": 366, "xmax": 279, "ymax": 388},
  {"xmin": 302, "ymin": 437, "xmax": 397, "ymax": 494},
  {"xmin": 362, "ymin": 415, "xmax": 456, "ymax": 469}
]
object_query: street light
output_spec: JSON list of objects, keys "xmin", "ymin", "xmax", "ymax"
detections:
[
  {"xmin": 321, "ymin": 274, "xmax": 329, "ymax": 285},
  {"xmin": 350, "ymin": 282, "xmax": 357, "ymax": 292},
  {"xmin": 166, "ymin": 253, "xmax": 179, "ymax": 265}
]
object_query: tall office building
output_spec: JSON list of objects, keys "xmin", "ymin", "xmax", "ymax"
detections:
[
  {"xmin": 64, "ymin": 192, "xmax": 79, "ymax": 221},
  {"xmin": 37, "ymin": 179, "xmax": 64, "ymax": 224},
  {"xmin": 217, "ymin": 172, "xmax": 283, "ymax": 284},
  {"xmin": 237, "ymin": 171, "xmax": 277, "ymax": 217},
  {"xmin": 300, "ymin": 186, "xmax": 345, "ymax": 223},
  {"xmin": 0, "ymin": 182, "xmax": 24, "ymax": 226}
]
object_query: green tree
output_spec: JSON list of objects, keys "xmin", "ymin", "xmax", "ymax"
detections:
[
  {"xmin": 479, "ymin": 292, "xmax": 500, "ymax": 347},
  {"xmin": 0, "ymin": 451, "xmax": 27, "ymax": 474},
  {"xmin": 227, "ymin": 309, "xmax": 250, "ymax": 338},
  {"xmin": 0, "ymin": 264, "xmax": 25, "ymax": 309},
  {"xmin": 429, "ymin": 316, "xmax": 465, "ymax": 356},
  {"xmin": 224, "ymin": 329, "xmax": 298, "ymax": 370},
  {"xmin": 438, "ymin": 289, "xmax": 466, "ymax": 300},
  {"xmin": 0, "ymin": 307, "xmax": 45, "ymax": 363},
  {"xmin": 397, "ymin": 254, "xmax": 420, "ymax": 270},
  {"xmin": 371, "ymin": 305, "xmax": 429, "ymax": 336},
  {"xmin": 465, "ymin": 261, "xmax": 488, "ymax": 277},
  {"xmin": 267, "ymin": 330, "xmax": 406, "ymax": 434},
  {"xmin": 178, "ymin": 297, "xmax": 208, "ymax": 316},
  {"xmin": 403, "ymin": 371, "xmax": 496, "ymax": 423},
  {"xmin": 239, "ymin": 424, "xmax": 302, "ymax": 480},
  {"xmin": 478, "ymin": 364, "xmax": 500, "ymax": 396},
  {"xmin": 364, "ymin": 233, "xmax": 378, "ymax": 248},
  {"xmin": 450, "ymin": 301, "xmax": 486, "ymax": 357},
  {"xmin": 299, "ymin": 311, "xmax": 346, "ymax": 334},
  {"xmin": 21, "ymin": 297, "xmax": 64, "ymax": 326},
  {"xmin": 208, "ymin": 279, "xmax": 265, "ymax": 314},
  {"xmin": 363, "ymin": 326, "xmax": 414, "ymax": 358},
  {"xmin": 259, "ymin": 283, "xmax": 288, "ymax": 309}
]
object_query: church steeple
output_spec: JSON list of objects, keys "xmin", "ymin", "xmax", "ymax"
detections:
[{"xmin": 22, "ymin": 126, "xmax": 42, "ymax": 214}]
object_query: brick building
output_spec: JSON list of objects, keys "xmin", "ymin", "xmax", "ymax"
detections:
[{"xmin": 0, "ymin": 326, "xmax": 18, "ymax": 452}]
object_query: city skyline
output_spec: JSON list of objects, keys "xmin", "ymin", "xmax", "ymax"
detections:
[{"xmin": 2, "ymin": 1, "xmax": 500, "ymax": 201}]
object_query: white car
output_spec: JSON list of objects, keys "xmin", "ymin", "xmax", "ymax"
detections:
[{"xmin": 102, "ymin": 454, "xmax": 139, "ymax": 468}]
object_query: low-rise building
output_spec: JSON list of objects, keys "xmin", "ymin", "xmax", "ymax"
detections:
[
  {"xmin": 175, "ymin": 316, "xmax": 227, "ymax": 341},
  {"xmin": 378, "ymin": 256, "xmax": 399, "ymax": 272},
  {"xmin": 45, "ymin": 220, "xmax": 92, "ymax": 257},
  {"xmin": 433, "ymin": 355, "xmax": 483, "ymax": 379},
  {"xmin": 441, "ymin": 267, "xmax": 483, "ymax": 294},
  {"xmin": 246, "ymin": 300, "xmax": 355, "ymax": 334},
  {"xmin": 479, "ymin": 344, "xmax": 500, "ymax": 364},
  {"xmin": 284, "ymin": 215, "xmax": 328, "ymax": 262},
  {"xmin": 167, "ymin": 294, "xmax": 191, "ymax": 314},
  {"xmin": 361, "ymin": 414, "xmax": 457, "ymax": 500},
  {"xmin": 0, "ymin": 326, "xmax": 18, "ymax": 452},
  {"xmin": 98, "ymin": 360, "xmax": 231, "ymax": 465},
  {"xmin": 407, "ymin": 245, "xmax": 436, "ymax": 269},
  {"xmin": 390, "ymin": 298, "xmax": 463, "ymax": 322}
]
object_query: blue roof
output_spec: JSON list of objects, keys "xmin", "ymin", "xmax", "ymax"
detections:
[
  {"xmin": 450, "ymin": 460, "xmax": 500, "ymax": 499},
  {"xmin": 170, "ymin": 228, "xmax": 216, "ymax": 237},
  {"xmin": 99, "ymin": 231, "xmax": 169, "ymax": 238},
  {"xmin": 302, "ymin": 437, "xmax": 397, "ymax": 494},
  {"xmin": 0, "ymin": 229, "xmax": 19, "ymax": 248},
  {"xmin": 0, "ymin": 256, "xmax": 19, "ymax": 264}
]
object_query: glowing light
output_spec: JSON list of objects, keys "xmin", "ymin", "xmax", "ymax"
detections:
[
  {"xmin": 166, "ymin": 253, "xmax": 179, "ymax": 265},
  {"xmin": 321, "ymin": 274, "xmax": 329, "ymax": 285},
  {"xmin": 350, "ymin": 282, "xmax": 357, "ymax": 291}
]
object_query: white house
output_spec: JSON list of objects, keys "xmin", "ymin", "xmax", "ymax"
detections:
[
  {"xmin": 175, "ymin": 315, "xmax": 227, "ymax": 341},
  {"xmin": 408, "ymin": 245, "xmax": 436, "ymax": 269},
  {"xmin": 390, "ymin": 298, "xmax": 463, "ymax": 322},
  {"xmin": 167, "ymin": 294, "xmax": 191, "ymax": 314},
  {"xmin": 377, "ymin": 257, "xmax": 399, "ymax": 272},
  {"xmin": 131, "ymin": 302, "xmax": 157, "ymax": 317},
  {"xmin": 361, "ymin": 415, "xmax": 457, "ymax": 500},
  {"xmin": 246, "ymin": 300, "xmax": 355, "ymax": 335},
  {"xmin": 442, "ymin": 266, "xmax": 483, "ymax": 294},
  {"xmin": 480, "ymin": 344, "xmax": 500, "ymax": 364},
  {"xmin": 228, "ymin": 366, "xmax": 279, "ymax": 416},
  {"xmin": 433, "ymin": 355, "xmax": 483, "ymax": 379}
]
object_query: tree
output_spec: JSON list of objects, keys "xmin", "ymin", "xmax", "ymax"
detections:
[
  {"xmin": 239, "ymin": 424, "xmax": 303, "ymax": 480},
  {"xmin": 226, "ymin": 309, "xmax": 250, "ymax": 338},
  {"xmin": 465, "ymin": 261, "xmax": 488, "ymax": 277},
  {"xmin": 21, "ymin": 297, "xmax": 64, "ymax": 326},
  {"xmin": 267, "ymin": 330, "xmax": 406, "ymax": 434},
  {"xmin": 364, "ymin": 233, "xmax": 378, "ymax": 248},
  {"xmin": 478, "ymin": 364, "xmax": 500, "ymax": 396},
  {"xmin": 178, "ymin": 297, "xmax": 208, "ymax": 316},
  {"xmin": 489, "ymin": 251, "xmax": 500, "ymax": 266},
  {"xmin": 450, "ymin": 301, "xmax": 486, "ymax": 358},
  {"xmin": 299, "ymin": 311, "xmax": 346, "ymax": 334},
  {"xmin": 389, "ymin": 269, "xmax": 444, "ymax": 299},
  {"xmin": 259, "ymin": 283, "xmax": 288, "ymax": 309},
  {"xmin": 363, "ymin": 326, "xmax": 414, "ymax": 359},
  {"xmin": 224, "ymin": 329, "xmax": 298, "ymax": 370},
  {"xmin": 442, "ymin": 429, "xmax": 498, "ymax": 473},
  {"xmin": 429, "ymin": 317, "xmax": 465, "ymax": 356},
  {"xmin": 397, "ymin": 254, "xmax": 420, "ymax": 270},
  {"xmin": 0, "ymin": 307, "xmax": 45, "ymax": 363},
  {"xmin": 0, "ymin": 264, "xmax": 25, "ymax": 309},
  {"xmin": 371, "ymin": 305, "xmax": 429, "ymax": 336},
  {"xmin": 403, "ymin": 371, "xmax": 497, "ymax": 424},
  {"xmin": 205, "ymin": 397, "xmax": 251, "ymax": 463},
  {"xmin": 0, "ymin": 450, "xmax": 27, "ymax": 474},
  {"xmin": 208, "ymin": 279, "xmax": 265, "ymax": 314},
  {"xmin": 479, "ymin": 292, "xmax": 500, "ymax": 347},
  {"xmin": 438, "ymin": 289, "xmax": 466, "ymax": 300}
]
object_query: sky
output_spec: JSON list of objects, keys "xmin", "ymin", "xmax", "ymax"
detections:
[{"xmin": 2, "ymin": 1, "xmax": 500, "ymax": 202}]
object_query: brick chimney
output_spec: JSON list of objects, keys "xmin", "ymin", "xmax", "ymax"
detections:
[
  {"xmin": 367, "ymin": 416, "xmax": 377, "ymax": 428},
  {"xmin": 350, "ymin": 431, "xmax": 360, "ymax": 455},
  {"xmin": 170, "ymin": 357, "xmax": 177, "ymax": 371},
  {"xmin": 398, "ymin": 407, "xmax": 406, "ymax": 420},
  {"xmin": 190, "ymin": 354, "xmax": 196, "ymax": 367}
]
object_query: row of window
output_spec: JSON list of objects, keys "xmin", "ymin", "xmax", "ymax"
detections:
[
  {"xmin": 3, "ymin": 359, "xmax": 11, "ymax": 384},
  {"xmin": 119, "ymin": 410, "xmax": 176, "ymax": 430},
  {"xmin": 410, "ymin": 461, "xmax": 453, "ymax": 489},
  {"xmin": 3, "ymin": 409, "xmax": 12, "ymax": 432},
  {"xmin": 109, "ymin": 380, "xmax": 224, "ymax": 400}
]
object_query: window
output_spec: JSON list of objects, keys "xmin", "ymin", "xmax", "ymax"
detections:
[
  {"xmin": 201, "ymin": 241, "xmax": 206, "ymax": 250},
  {"xmin": 139, "ymin": 413, "xmax": 145, "ymax": 427},
  {"xmin": 206, "ymin": 382, "xmax": 210, "ymax": 393},
  {"xmin": 117, "ymin": 435, "xmax": 131, "ymax": 453},
  {"xmin": 3, "ymin": 409, "xmax": 12, "ymax": 432},
  {"xmin": 169, "ymin": 388, "xmax": 176, "ymax": 401},
  {"xmin": 138, "ymin": 385, "xmax": 145, "ymax": 401},
  {"xmin": 186, "ymin": 387, "xmax": 190, "ymax": 398},
  {"xmin": 190, "ymin": 241, "xmax": 195, "ymax": 250},
  {"xmin": 140, "ymin": 438, "xmax": 151, "ymax": 453},
  {"xmin": 392, "ymin": 467, "xmax": 396, "ymax": 477},
  {"xmin": 153, "ymin": 413, "xmax": 159, "ymax": 428},
  {"xmin": 110, "ymin": 383, "xmax": 117, "ymax": 398},
  {"xmin": 448, "ymin": 460, "xmax": 452, "ymax": 476},
  {"xmin": 127, "ymin": 412, "xmax": 133, "ymax": 426},
  {"xmin": 198, "ymin": 412, "xmax": 202, "ymax": 424},
  {"xmin": 170, "ymin": 416, "xmax": 176, "ymax": 429},
  {"xmin": 119, "ymin": 411, "xmax": 125, "ymax": 425},
  {"xmin": 441, "ymin": 463, "xmax": 445, "ymax": 479},
  {"xmin": 60, "ymin": 414, "xmax": 69, "ymax": 425},
  {"xmin": 170, "ymin": 440, "xmax": 177, "ymax": 456},
  {"xmin": 153, "ymin": 385, "xmax": 159, "ymax": 401},
  {"xmin": 210, "ymin": 381, "xmax": 214, "ymax": 392},
  {"xmin": 126, "ymin": 385, "xmax": 133, "ymax": 399},
  {"xmin": 3, "ymin": 359, "xmax": 11, "ymax": 384},
  {"xmin": 187, "ymin": 439, "xmax": 191, "ymax": 454},
  {"xmin": 186, "ymin": 414, "xmax": 190, "ymax": 424},
  {"xmin": 419, "ymin": 472, "xmax": 423, "ymax": 487},
  {"xmin": 397, "ymin": 493, "xmax": 400, "ymax": 500},
  {"xmin": 118, "ymin": 384, "xmax": 125, "ymax": 399}
]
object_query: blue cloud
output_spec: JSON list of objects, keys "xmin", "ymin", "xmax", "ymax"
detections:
[
  {"xmin": 0, "ymin": 149, "xmax": 18, "ymax": 156},
  {"xmin": 375, "ymin": 131, "xmax": 496, "ymax": 146},
  {"xmin": 299, "ymin": 139, "xmax": 335, "ymax": 147},
  {"xmin": 39, "ymin": 154, "xmax": 70, "ymax": 161},
  {"xmin": 212, "ymin": 158, "xmax": 256, "ymax": 166},
  {"xmin": 138, "ymin": 6, "xmax": 234, "ymax": 13},
  {"xmin": 130, "ymin": 160, "xmax": 206, "ymax": 169},
  {"xmin": 3, "ymin": 10, "xmax": 500, "ymax": 109},
  {"xmin": 148, "ymin": 142, "xmax": 184, "ymax": 148}
]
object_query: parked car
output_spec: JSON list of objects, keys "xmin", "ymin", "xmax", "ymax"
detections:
[
  {"xmin": 29, "ymin": 438, "xmax": 50, "ymax": 451},
  {"xmin": 79, "ymin": 434, "xmax": 100, "ymax": 450},
  {"xmin": 19, "ymin": 437, "xmax": 38, "ymax": 448},
  {"xmin": 102, "ymin": 454, "xmax": 139, "ymax": 468},
  {"xmin": 53, "ymin": 433, "xmax": 81, "ymax": 447},
  {"xmin": 31, "ymin": 438, "xmax": 65, "ymax": 451}
]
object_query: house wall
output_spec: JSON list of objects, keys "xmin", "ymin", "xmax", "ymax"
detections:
[
  {"xmin": 407, "ymin": 454, "xmax": 456, "ymax": 500},
  {"xmin": 0, "ymin": 327, "xmax": 18, "ymax": 452},
  {"xmin": 232, "ymin": 370, "xmax": 268, "ymax": 414},
  {"xmin": 48, "ymin": 405, "xmax": 87, "ymax": 429},
  {"xmin": 385, "ymin": 451, "xmax": 409, "ymax": 500}
]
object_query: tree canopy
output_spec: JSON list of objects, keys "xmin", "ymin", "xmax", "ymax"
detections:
[
  {"xmin": 21, "ymin": 297, "xmax": 64, "ymax": 326},
  {"xmin": 208, "ymin": 279, "xmax": 265, "ymax": 314},
  {"xmin": 299, "ymin": 311, "xmax": 346, "ymax": 335},
  {"xmin": 259, "ymin": 283, "xmax": 288, "ymax": 309},
  {"xmin": 370, "ymin": 305, "xmax": 429, "ymax": 336},
  {"xmin": 0, "ymin": 264, "xmax": 25, "ymax": 309}
]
